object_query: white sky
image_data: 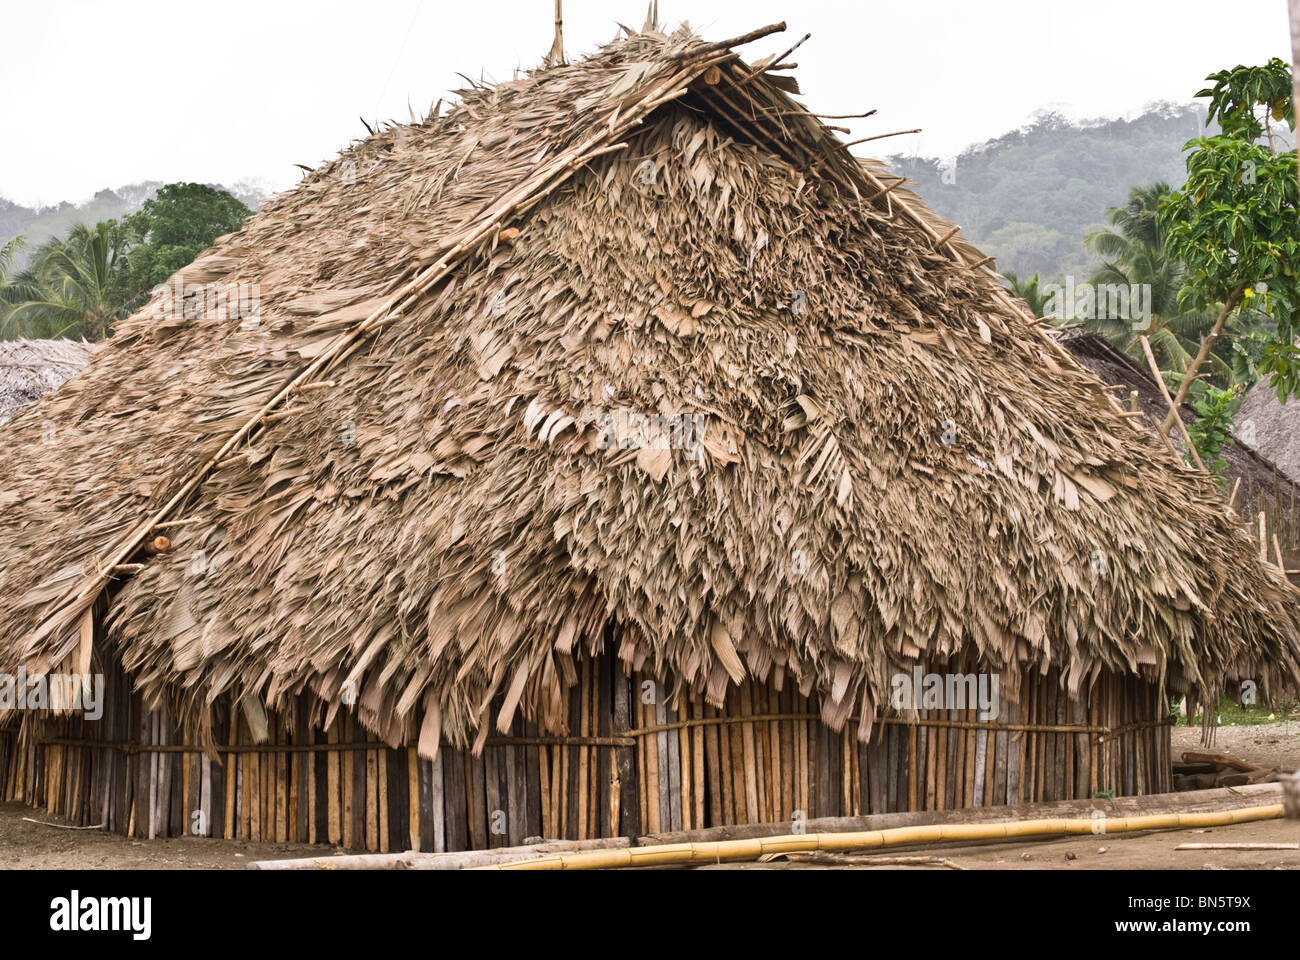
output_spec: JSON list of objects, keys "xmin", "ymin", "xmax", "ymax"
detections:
[{"xmin": 1, "ymin": 0, "xmax": 1293, "ymax": 207}]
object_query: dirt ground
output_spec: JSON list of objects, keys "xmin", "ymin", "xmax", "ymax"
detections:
[
  {"xmin": 1172, "ymin": 718, "xmax": 1300, "ymax": 773},
  {"xmin": 1, "ymin": 720, "xmax": 1296, "ymax": 870},
  {"xmin": 0, "ymin": 808, "xmax": 323, "ymax": 870}
]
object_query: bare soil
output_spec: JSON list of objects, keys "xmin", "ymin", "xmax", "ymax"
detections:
[
  {"xmin": 0, "ymin": 805, "xmax": 326, "ymax": 870},
  {"xmin": 1, "ymin": 720, "xmax": 1296, "ymax": 870},
  {"xmin": 1171, "ymin": 719, "xmax": 1300, "ymax": 773}
]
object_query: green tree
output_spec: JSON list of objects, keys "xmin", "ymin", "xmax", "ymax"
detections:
[
  {"xmin": 1187, "ymin": 384, "xmax": 1239, "ymax": 479},
  {"xmin": 1158, "ymin": 60, "xmax": 1299, "ymax": 431},
  {"xmin": 1197, "ymin": 58, "xmax": 1294, "ymax": 152},
  {"xmin": 121, "ymin": 183, "xmax": 250, "ymax": 303},
  {"xmin": 0, "ymin": 184, "xmax": 252, "ymax": 342},
  {"xmin": 1069, "ymin": 183, "xmax": 1236, "ymax": 383}
]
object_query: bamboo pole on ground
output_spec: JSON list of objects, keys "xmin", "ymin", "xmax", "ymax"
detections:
[{"xmin": 481, "ymin": 805, "xmax": 1286, "ymax": 870}]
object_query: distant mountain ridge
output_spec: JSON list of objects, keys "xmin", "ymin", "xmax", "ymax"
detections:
[{"xmin": 885, "ymin": 103, "xmax": 1223, "ymax": 282}]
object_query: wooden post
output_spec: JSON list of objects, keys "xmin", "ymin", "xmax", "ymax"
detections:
[
  {"xmin": 1292, "ymin": 0, "xmax": 1300, "ymax": 191},
  {"xmin": 549, "ymin": 0, "xmax": 566, "ymax": 67},
  {"xmin": 1138, "ymin": 335, "xmax": 1204, "ymax": 467},
  {"xmin": 1160, "ymin": 285, "xmax": 1247, "ymax": 437},
  {"xmin": 612, "ymin": 663, "xmax": 639, "ymax": 837}
]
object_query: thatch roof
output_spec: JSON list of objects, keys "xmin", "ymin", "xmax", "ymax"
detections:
[
  {"xmin": 2, "ymin": 23, "xmax": 1298, "ymax": 752},
  {"xmin": 1237, "ymin": 378, "xmax": 1300, "ymax": 487},
  {"xmin": 0, "ymin": 338, "xmax": 91, "ymax": 425}
]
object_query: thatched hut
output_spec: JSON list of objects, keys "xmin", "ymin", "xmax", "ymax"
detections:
[
  {"xmin": 2, "ymin": 23, "xmax": 1299, "ymax": 851},
  {"xmin": 0, "ymin": 338, "xmax": 91, "ymax": 425},
  {"xmin": 1237, "ymin": 378, "xmax": 1300, "ymax": 487}
]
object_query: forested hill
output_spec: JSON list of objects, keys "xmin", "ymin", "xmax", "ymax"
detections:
[
  {"xmin": 886, "ymin": 104, "xmax": 1213, "ymax": 282},
  {"xmin": 0, "ymin": 181, "xmax": 265, "ymax": 267}
]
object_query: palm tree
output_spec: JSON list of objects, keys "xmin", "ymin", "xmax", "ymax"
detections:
[
  {"xmin": 1003, "ymin": 271, "xmax": 1051, "ymax": 318},
  {"xmin": 1083, "ymin": 183, "xmax": 1225, "ymax": 383},
  {"xmin": 0, "ymin": 236, "xmax": 41, "ymax": 335},
  {"xmin": 2, "ymin": 222, "xmax": 131, "ymax": 341},
  {"xmin": 1, "ymin": 235, "xmax": 28, "ymax": 301}
]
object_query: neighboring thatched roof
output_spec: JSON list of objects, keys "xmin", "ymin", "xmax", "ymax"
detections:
[
  {"xmin": 1060, "ymin": 332, "xmax": 1297, "ymax": 501},
  {"xmin": 0, "ymin": 339, "xmax": 91, "ymax": 425},
  {"xmin": 1237, "ymin": 378, "xmax": 1300, "ymax": 487},
  {"xmin": 2, "ymin": 24, "xmax": 1298, "ymax": 753},
  {"xmin": 1060, "ymin": 332, "xmax": 1300, "ymax": 580}
]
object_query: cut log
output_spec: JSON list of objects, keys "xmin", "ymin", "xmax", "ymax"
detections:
[{"xmin": 1181, "ymin": 751, "xmax": 1262, "ymax": 773}]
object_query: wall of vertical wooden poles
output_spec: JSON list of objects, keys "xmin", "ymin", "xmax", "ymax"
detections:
[{"xmin": 0, "ymin": 653, "xmax": 1171, "ymax": 851}]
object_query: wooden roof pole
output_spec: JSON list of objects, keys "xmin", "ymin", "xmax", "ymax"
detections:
[
  {"xmin": 1138, "ymin": 335, "xmax": 1205, "ymax": 469},
  {"xmin": 1292, "ymin": 0, "xmax": 1299, "ymax": 189},
  {"xmin": 550, "ymin": 0, "xmax": 566, "ymax": 67},
  {"xmin": 670, "ymin": 22, "xmax": 786, "ymax": 61}
]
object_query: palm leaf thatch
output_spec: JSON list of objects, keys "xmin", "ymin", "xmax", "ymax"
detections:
[
  {"xmin": 0, "ymin": 338, "xmax": 91, "ymax": 425},
  {"xmin": 1, "ymin": 24, "xmax": 1298, "ymax": 755}
]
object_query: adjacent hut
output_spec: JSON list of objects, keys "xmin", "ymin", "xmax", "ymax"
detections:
[
  {"xmin": 1062, "ymin": 331, "xmax": 1300, "ymax": 578},
  {"xmin": 1237, "ymin": 378, "xmax": 1300, "ymax": 487},
  {"xmin": 0, "ymin": 338, "xmax": 91, "ymax": 425},
  {"xmin": 2, "ymin": 23, "xmax": 1299, "ymax": 852}
]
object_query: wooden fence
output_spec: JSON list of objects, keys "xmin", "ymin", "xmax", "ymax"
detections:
[{"xmin": 0, "ymin": 654, "xmax": 1171, "ymax": 851}]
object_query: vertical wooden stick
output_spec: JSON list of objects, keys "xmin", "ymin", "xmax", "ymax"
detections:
[
  {"xmin": 693, "ymin": 692, "xmax": 705, "ymax": 830},
  {"xmin": 326, "ymin": 719, "xmax": 340, "ymax": 845},
  {"xmin": 550, "ymin": 0, "xmax": 566, "ymax": 66}
]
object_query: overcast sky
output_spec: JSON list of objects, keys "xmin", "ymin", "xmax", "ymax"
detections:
[{"xmin": 1, "ymin": 0, "xmax": 1293, "ymax": 207}]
